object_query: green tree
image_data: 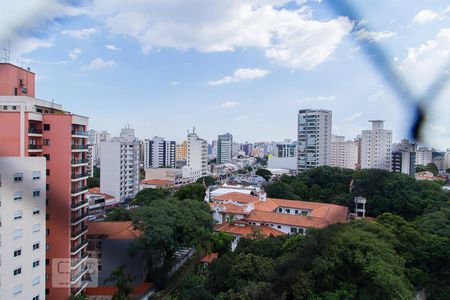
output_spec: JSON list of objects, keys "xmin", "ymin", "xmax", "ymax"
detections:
[
  {"xmin": 139, "ymin": 167, "xmax": 145, "ymax": 180},
  {"xmin": 196, "ymin": 176, "xmax": 218, "ymax": 187},
  {"xmin": 426, "ymin": 163, "xmax": 439, "ymax": 176},
  {"xmin": 87, "ymin": 176, "xmax": 100, "ymax": 189},
  {"xmin": 131, "ymin": 187, "xmax": 171, "ymax": 206},
  {"xmin": 255, "ymin": 168, "xmax": 272, "ymax": 181},
  {"xmin": 105, "ymin": 207, "xmax": 132, "ymax": 221},
  {"xmin": 69, "ymin": 295, "xmax": 88, "ymax": 300},
  {"xmin": 213, "ymin": 232, "xmax": 235, "ymax": 255},
  {"xmin": 104, "ymin": 265, "xmax": 135, "ymax": 300},
  {"xmin": 174, "ymin": 183, "xmax": 206, "ymax": 200},
  {"xmin": 192, "ymin": 227, "xmax": 215, "ymax": 258},
  {"xmin": 265, "ymin": 181, "xmax": 298, "ymax": 199}
]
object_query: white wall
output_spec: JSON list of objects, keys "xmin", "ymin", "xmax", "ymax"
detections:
[{"xmin": 0, "ymin": 157, "xmax": 46, "ymax": 300}]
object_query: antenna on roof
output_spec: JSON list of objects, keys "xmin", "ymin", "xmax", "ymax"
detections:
[{"xmin": 2, "ymin": 39, "xmax": 10, "ymax": 63}]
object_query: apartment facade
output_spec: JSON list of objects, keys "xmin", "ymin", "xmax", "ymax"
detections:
[
  {"xmin": 100, "ymin": 126, "xmax": 140, "ymax": 202},
  {"xmin": 275, "ymin": 141, "xmax": 297, "ymax": 158},
  {"xmin": 0, "ymin": 63, "xmax": 90, "ymax": 299},
  {"xmin": 391, "ymin": 139, "xmax": 416, "ymax": 175},
  {"xmin": 143, "ymin": 136, "xmax": 176, "ymax": 168},
  {"xmin": 183, "ymin": 130, "xmax": 207, "ymax": 181},
  {"xmin": 416, "ymin": 147, "xmax": 433, "ymax": 166},
  {"xmin": 0, "ymin": 157, "xmax": 46, "ymax": 300},
  {"xmin": 361, "ymin": 120, "xmax": 392, "ymax": 171},
  {"xmin": 217, "ymin": 133, "xmax": 233, "ymax": 164},
  {"xmin": 330, "ymin": 135, "xmax": 358, "ymax": 170},
  {"xmin": 297, "ymin": 109, "xmax": 332, "ymax": 171}
]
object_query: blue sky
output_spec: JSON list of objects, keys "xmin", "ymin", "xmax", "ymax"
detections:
[{"xmin": 1, "ymin": 0, "xmax": 450, "ymax": 149}]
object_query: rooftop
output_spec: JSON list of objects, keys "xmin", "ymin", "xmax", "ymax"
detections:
[
  {"xmin": 215, "ymin": 223, "xmax": 285, "ymax": 237},
  {"xmin": 87, "ymin": 221, "xmax": 142, "ymax": 240},
  {"xmin": 85, "ymin": 282, "xmax": 153, "ymax": 297}
]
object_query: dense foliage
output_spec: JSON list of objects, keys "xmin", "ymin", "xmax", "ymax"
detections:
[
  {"xmin": 266, "ymin": 166, "xmax": 449, "ymax": 220},
  {"xmin": 174, "ymin": 183, "xmax": 207, "ymax": 201},
  {"xmin": 255, "ymin": 168, "xmax": 272, "ymax": 181},
  {"xmin": 196, "ymin": 176, "xmax": 218, "ymax": 187}
]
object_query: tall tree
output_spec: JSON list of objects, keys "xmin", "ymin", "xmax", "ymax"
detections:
[{"xmin": 104, "ymin": 265, "xmax": 135, "ymax": 300}]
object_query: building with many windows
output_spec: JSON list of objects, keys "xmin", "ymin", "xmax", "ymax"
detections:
[
  {"xmin": 297, "ymin": 109, "xmax": 332, "ymax": 171},
  {"xmin": 0, "ymin": 157, "xmax": 46, "ymax": 300},
  {"xmin": 183, "ymin": 129, "xmax": 207, "ymax": 181},
  {"xmin": 416, "ymin": 147, "xmax": 433, "ymax": 166},
  {"xmin": 0, "ymin": 63, "xmax": 90, "ymax": 299},
  {"xmin": 391, "ymin": 139, "xmax": 416, "ymax": 175},
  {"xmin": 217, "ymin": 133, "xmax": 233, "ymax": 164},
  {"xmin": 361, "ymin": 120, "xmax": 392, "ymax": 171},
  {"xmin": 330, "ymin": 135, "xmax": 359, "ymax": 170},
  {"xmin": 143, "ymin": 136, "xmax": 176, "ymax": 168},
  {"xmin": 100, "ymin": 126, "xmax": 140, "ymax": 202}
]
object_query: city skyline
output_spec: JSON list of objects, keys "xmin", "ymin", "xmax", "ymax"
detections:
[{"xmin": 1, "ymin": 1, "xmax": 450, "ymax": 148}]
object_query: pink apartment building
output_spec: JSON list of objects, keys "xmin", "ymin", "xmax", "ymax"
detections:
[{"xmin": 0, "ymin": 63, "xmax": 89, "ymax": 299}]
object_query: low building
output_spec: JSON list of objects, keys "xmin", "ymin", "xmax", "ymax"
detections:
[
  {"xmin": 87, "ymin": 188, "xmax": 120, "ymax": 220},
  {"xmin": 85, "ymin": 282, "xmax": 154, "ymax": 300},
  {"xmin": 86, "ymin": 221, "xmax": 145, "ymax": 286},
  {"xmin": 140, "ymin": 179, "xmax": 174, "ymax": 189},
  {"xmin": 144, "ymin": 168, "xmax": 189, "ymax": 187},
  {"xmin": 201, "ymin": 253, "xmax": 219, "ymax": 267}
]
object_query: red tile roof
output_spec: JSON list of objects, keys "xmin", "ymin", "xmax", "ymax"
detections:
[
  {"xmin": 215, "ymin": 223, "xmax": 285, "ymax": 237},
  {"xmin": 246, "ymin": 210, "xmax": 330, "ymax": 228},
  {"xmin": 213, "ymin": 192, "xmax": 259, "ymax": 204},
  {"xmin": 201, "ymin": 252, "xmax": 218, "ymax": 263},
  {"xmin": 210, "ymin": 202, "xmax": 248, "ymax": 215},
  {"xmin": 88, "ymin": 187, "xmax": 115, "ymax": 200},
  {"xmin": 86, "ymin": 282, "xmax": 153, "ymax": 296},
  {"xmin": 87, "ymin": 221, "xmax": 142, "ymax": 240}
]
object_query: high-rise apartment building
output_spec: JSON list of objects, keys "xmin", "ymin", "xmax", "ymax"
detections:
[
  {"xmin": 297, "ymin": 109, "xmax": 332, "ymax": 171},
  {"xmin": 217, "ymin": 133, "xmax": 233, "ymax": 164},
  {"xmin": 175, "ymin": 141, "xmax": 187, "ymax": 161},
  {"xmin": 275, "ymin": 141, "xmax": 297, "ymax": 158},
  {"xmin": 392, "ymin": 139, "xmax": 416, "ymax": 175},
  {"xmin": 100, "ymin": 126, "xmax": 140, "ymax": 202},
  {"xmin": 361, "ymin": 120, "xmax": 392, "ymax": 171},
  {"xmin": 87, "ymin": 130, "xmax": 111, "ymax": 167},
  {"xmin": 331, "ymin": 135, "xmax": 359, "ymax": 170},
  {"xmin": 354, "ymin": 135, "xmax": 362, "ymax": 170},
  {"xmin": 416, "ymin": 147, "xmax": 433, "ymax": 166},
  {"xmin": 182, "ymin": 129, "xmax": 207, "ymax": 180},
  {"xmin": 143, "ymin": 136, "xmax": 176, "ymax": 168},
  {"xmin": 0, "ymin": 63, "xmax": 90, "ymax": 299},
  {"xmin": 0, "ymin": 157, "xmax": 46, "ymax": 300}
]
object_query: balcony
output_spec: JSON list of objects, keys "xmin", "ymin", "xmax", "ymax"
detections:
[
  {"xmin": 71, "ymin": 145, "xmax": 89, "ymax": 152},
  {"xmin": 71, "ymin": 172, "xmax": 89, "ymax": 182},
  {"xmin": 70, "ymin": 239, "xmax": 88, "ymax": 255},
  {"xmin": 71, "ymin": 158, "xmax": 89, "ymax": 166},
  {"xmin": 71, "ymin": 280, "xmax": 88, "ymax": 296},
  {"xmin": 71, "ymin": 265, "xmax": 88, "ymax": 284},
  {"xmin": 71, "ymin": 199, "xmax": 88, "ymax": 211},
  {"xmin": 28, "ymin": 144, "xmax": 43, "ymax": 150},
  {"xmin": 71, "ymin": 213, "xmax": 89, "ymax": 226},
  {"xmin": 71, "ymin": 225, "xmax": 88, "ymax": 240},
  {"xmin": 72, "ymin": 130, "xmax": 89, "ymax": 137},
  {"xmin": 71, "ymin": 253, "xmax": 88, "ymax": 269},
  {"xmin": 71, "ymin": 186, "xmax": 88, "ymax": 196},
  {"xmin": 28, "ymin": 128, "xmax": 43, "ymax": 135}
]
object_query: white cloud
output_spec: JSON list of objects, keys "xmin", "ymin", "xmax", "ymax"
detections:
[
  {"xmin": 343, "ymin": 112, "xmax": 362, "ymax": 122},
  {"xmin": 219, "ymin": 101, "xmax": 241, "ymax": 109},
  {"xmin": 88, "ymin": 0, "xmax": 353, "ymax": 69},
  {"xmin": 399, "ymin": 28, "xmax": 450, "ymax": 90},
  {"xmin": 61, "ymin": 27, "xmax": 98, "ymax": 39},
  {"xmin": 105, "ymin": 44, "xmax": 120, "ymax": 51},
  {"xmin": 68, "ymin": 48, "xmax": 82, "ymax": 60},
  {"xmin": 412, "ymin": 9, "xmax": 438, "ymax": 24},
  {"xmin": 208, "ymin": 68, "xmax": 270, "ymax": 85},
  {"xmin": 298, "ymin": 95, "xmax": 336, "ymax": 103},
  {"xmin": 83, "ymin": 58, "xmax": 117, "ymax": 71},
  {"xmin": 355, "ymin": 29, "xmax": 396, "ymax": 42},
  {"xmin": 171, "ymin": 81, "xmax": 180, "ymax": 85}
]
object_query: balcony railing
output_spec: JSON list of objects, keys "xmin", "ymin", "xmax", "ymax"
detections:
[
  {"xmin": 71, "ymin": 240, "xmax": 88, "ymax": 254},
  {"xmin": 28, "ymin": 144, "xmax": 43, "ymax": 149},
  {"xmin": 71, "ymin": 172, "xmax": 89, "ymax": 179},
  {"xmin": 71, "ymin": 186, "xmax": 88, "ymax": 194},
  {"xmin": 71, "ymin": 212, "xmax": 88, "ymax": 224},
  {"xmin": 71, "ymin": 199, "xmax": 88, "ymax": 209},
  {"xmin": 28, "ymin": 128, "xmax": 42, "ymax": 134},
  {"xmin": 72, "ymin": 130, "xmax": 89, "ymax": 136},
  {"xmin": 71, "ymin": 158, "xmax": 89, "ymax": 164},
  {"xmin": 71, "ymin": 253, "xmax": 88, "ymax": 267},
  {"xmin": 71, "ymin": 265, "xmax": 88, "ymax": 282},
  {"xmin": 72, "ymin": 145, "xmax": 89, "ymax": 150},
  {"xmin": 71, "ymin": 225, "xmax": 88, "ymax": 238}
]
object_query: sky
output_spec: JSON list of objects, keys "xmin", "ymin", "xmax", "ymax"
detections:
[{"xmin": 1, "ymin": 0, "xmax": 450, "ymax": 149}]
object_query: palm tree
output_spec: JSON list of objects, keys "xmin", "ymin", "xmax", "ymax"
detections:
[
  {"xmin": 226, "ymin": 213, "xmax": 236, "ymax": 224},
  {"xmin": 104, "ymin": 265, "xmax": 135, "ymax": 300},
  {"xmin": 192, "ymin": 227, "xmax": 215, "ymax": 258}
]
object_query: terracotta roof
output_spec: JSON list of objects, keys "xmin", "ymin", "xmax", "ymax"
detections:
[
  {"xmin": 86, "ymin": 282, "xmax": 153, "ymax": 296},
  {"xmin": 201, "ymin": 252, "xmax": 218, "ymax": 263},
  {"xmin": 88, "ymin": 187, "xmax": 115, "ymax": 200},
  {"xmin": 247, "ymin": 210, "xmax": 336, "ymax": 228},
  {"xmin": 87, "ymin": 221, "xmax": 142, "ymax": 240},
  {"xmin": 213, "ymin": 192, "xmax": 260, "ymax": 204},
  {"xmin": 209, "ymin": 202, "xmax": 248, "ymax": 215},
  {"xmin": 215, "ymin": 223, "xmax": 285, "ymax": 237},
  {"xmin": 141, "ymin": 179, "xmax": 173, "ymax": 186}
]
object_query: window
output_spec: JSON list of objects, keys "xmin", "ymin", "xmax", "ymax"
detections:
[
  {"xmin": 33, "ymin": 242, "xmax": 40, "ymax": 250},
  {"xmin": 13, "ymin": 210, "xmax": 23, "ymax": 220},
  {"xmin": 14, "ymin": 88, "xmax": 18, "ymax": 95},
  {"xmin": 46, "ymin": 229, "xmax": 50, "ymax": 236},
  {"xmin": 32, "ymin": 171, "xmax": 41, "ymax": 180},
  {"xmin": 14, "ymin": 173, "xmax": 23, "ymax": 182},
  {"xmin": 44, "ymin": 154, "xmax": 50, "ymax": 161},
  {"xmin": 14, "ymin": 248, "xmax": 22, "ymax": 258},
  {"xmin": 43, "ymin": 139, "xmax": 50, "ymax": 146},
  {"xmin": 46, "ymin": 169, "xmax": 50, "ymax": 176},
  {"xmin": 286, "ymin": 209, "xmax": 291, "ymax": 213},
  {"xmin": 13, "ymin": 267, "xmax": 22, "ymax": 276},
  {"xmin": 32, "ymin": 224, "xmax": 41, "ymax": 233},
  {"xmin": 14, "ymin": 229, "xmax": 23, "ymax": 239},
  {"xmin": 277, "ymin": 225, "xmax": 281, "ymax": 229},
  {"xmin": 33, "ymin": 189, "xmax": 40, "ymax": 197},
  {"xmin": 46, "ymin": 214, "xmax": 49, "ymax": 221},
  {"xmin": 32, "ymin": 276, "xmax": 40, "ymax": 286},
  {"xmin": 33, "ymin": 296, "xmax": 39, "ymax": 300},
  {"xmin": 3, "ymin": 105, "xmax": 7, "ymax": 110},
  {"xmin": 43, "ymin": 124, "xmax": 50, "ymax": 131},
  {"xmin": 12, "ymin": 105, "xmax": 17, "ymax": 110},
  {"xmin": 46, "ymin": 259, "xmax": 49, "ymax": 265},
  {"xmin": 33, "ymin": 259, "xmax": 40, "ymax": 268},
  {"xmin": 13, "ymin": 285, "xmax": 22, "ymax": 295},
  {"xmin": 33, "ymin": 207, "xmax": 41, "ymax": 215},
  {"xmin": 295, "ymin": 210, "xmax": 299, "ymax": 214},
  {"xmin": 290, "ymin": 227, "xmax": 298, "ymax": 233},
  {"xmin": 278, "ymin": 208, "xmax": 282, "ymax": 212}
]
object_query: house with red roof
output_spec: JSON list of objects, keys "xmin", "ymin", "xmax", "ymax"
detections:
[
  {"xmin": 87, "ymin": 187, "xmax": 120, "ymax": 220},
  {"xmin": 207, "ymin": 191, "xmax": 348, "ymax": 244}
]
